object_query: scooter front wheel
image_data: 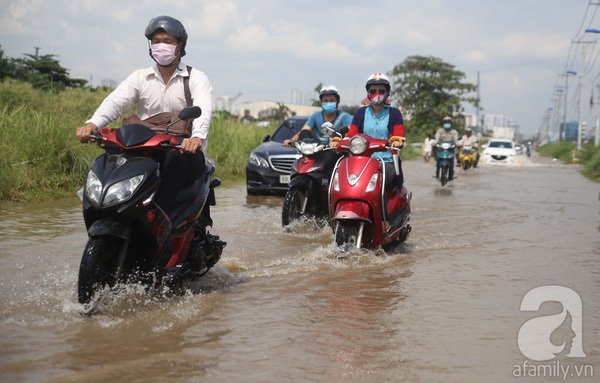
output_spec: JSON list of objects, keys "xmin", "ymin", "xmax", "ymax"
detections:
[
  {"xmin": 440, "ymin": 166, "xmax": 448, "ymax": 186},
  {"xmin": 335, "ymin": 221, "xmax": 360, "ymax": 249},
  {"xmin": 78, "ymin": 236, "xmax": 119, "ymax": 307},
  {"xmin": 282, "ymin": 185, "xmax": 307, "ymax": 226}
]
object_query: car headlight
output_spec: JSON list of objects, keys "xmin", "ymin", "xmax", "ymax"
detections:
[
  {"xmin": 350, "ymin": 136, "xmax": 367, "ymax": 155},
  {"xmin": 85, "ymin": 170, "xmax": 103, "ymax": 205},
  {"xmin": 249, "ymin": 153, "xmax": 269, "ymax": 167},
  {"xmin": 103, "ymin": 175, "xmax": 144, "ymax": 207}
]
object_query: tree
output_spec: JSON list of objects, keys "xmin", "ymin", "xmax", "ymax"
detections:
[
  {"xmin": 311, "ymin": 82, "xmax": 324, "ymax": 107},
  {"xmin": 389, "ymin": 55, "xmax": 479, "ymax": 137},
  {"xmin": 0, "ymin": 46, "xmax": 20, "ymax": 80},
  {"xmin": 273, "ymin": 102, "xmax": 292, "ymax": 121},
  {"xmin": 0, "ymin": 47, "xmax": 87, "ymax": 91}
]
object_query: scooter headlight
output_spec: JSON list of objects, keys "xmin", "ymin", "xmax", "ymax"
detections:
[
  {"xmin": 103, "ymin": 175, "xmax": 144, "ymax": 207},
  {"xmin": 85, "ymin": 170, "xmax": 103, "ymax": 206},
  {"xmin": 299, "ymin": 142, "xmax": 322, "ymax": 155},
  {"xmin": 349, "ymin": 136, "xmax": 367, "ymax": 155}
]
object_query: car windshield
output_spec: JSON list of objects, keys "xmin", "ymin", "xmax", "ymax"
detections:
[
  {"xmin": 270, "ymin": 118, "xmax": 309, "ymax": 142},
  {"xmin": 488, "ymin": 141, "xmax": 513, "ymax": 149}
]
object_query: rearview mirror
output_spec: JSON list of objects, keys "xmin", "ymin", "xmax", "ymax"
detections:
[{"xmin": 179, "ymin": 106, "xmax": 202, "ymax": 120}]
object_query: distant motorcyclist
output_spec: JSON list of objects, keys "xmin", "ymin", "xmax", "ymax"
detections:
[
  {"xmin": 423, "ymin": 133, "xmax": 436, "ymax": 162},
  {"xmin": 283, "ymin": 85, "xmax": 352, "ymax": 147},
  {"xmin": 456, "ymin": 127, "xmax": 480, "ymax": 168},
  {"xmin": 434, "ymin": 116, "xmax": 459, "ymax": 180}
]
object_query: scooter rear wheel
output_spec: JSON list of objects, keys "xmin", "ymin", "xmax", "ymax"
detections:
[
  {"xmin": 282, "ymin": 185, "xmax": 306, "ymax": 226},
  {"xmin": 78, "ymin": 236, "xmax": 119, "ymax": 306}
]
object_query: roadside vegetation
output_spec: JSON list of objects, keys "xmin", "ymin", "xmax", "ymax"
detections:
[
  {"xmin": 0, "ymin": 80, "xmax": 266, "ymax": 202},
  {"xmin": 537, "ymin": 142, "xmax": 600, "ymax": 181}
]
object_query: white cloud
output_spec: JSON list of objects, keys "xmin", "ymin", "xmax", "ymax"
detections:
[
  {"xmin": 9, "ymin": 0, "xmax": 43, "ymax": 18},
  {"xmin": 0, "ymin": 0, "xmax": 591, "ymax": 135}
]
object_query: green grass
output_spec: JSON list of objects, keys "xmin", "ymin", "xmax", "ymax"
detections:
[
  {"xmin": 537, "ymin": 142, "xmax": 600, "ymax": 181},
  {"xmin": 0, "ymin": 80, "xmax": 274, "ymax": 202}
]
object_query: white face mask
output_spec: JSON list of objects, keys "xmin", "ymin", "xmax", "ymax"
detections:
[{"xmin": 151, "ymin": 43, "xmax": 178, "ymax": 66}]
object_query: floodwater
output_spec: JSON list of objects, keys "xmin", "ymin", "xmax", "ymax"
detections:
[{"xmin": 1, "ymin": 153, "xmax": 599, "ymax": 383}]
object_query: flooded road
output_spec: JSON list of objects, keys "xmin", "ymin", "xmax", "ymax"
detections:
[{"xmin": 1, "ymin": 153, "xmax": 599, "ymax": 382}]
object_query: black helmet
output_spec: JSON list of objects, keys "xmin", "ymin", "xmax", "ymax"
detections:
[{"xmin": 145, "ymin": 15, "xmax": 187, "ymax": 57}]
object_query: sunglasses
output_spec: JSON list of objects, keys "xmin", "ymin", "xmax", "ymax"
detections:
[{"xmin": 368, "ymin": 88, "xmax": 387, "ymax": 95}]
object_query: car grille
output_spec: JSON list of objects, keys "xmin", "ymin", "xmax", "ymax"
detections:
[
  {"xmin": 492, "ymin": 155, "xmax": 508, "ymax": 160},
  {"xmin": 269, "ymin": 154, "xmax": 299, "ymax": 174}
]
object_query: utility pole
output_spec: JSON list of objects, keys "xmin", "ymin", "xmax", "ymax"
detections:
[
  {"xmin": 564, "ymin": 71, "xmax": 576, "ymax": 141},
  {"xmin": 596, "ymin": 84, "xmax": 600, "ymax": 145},
  {"xmin": 577, "ymin": 48, "xmax": 586, "ymax": 150},
  {"xmin": 476, "ymin": 70, "xmax": 481, "ymax": 136}
]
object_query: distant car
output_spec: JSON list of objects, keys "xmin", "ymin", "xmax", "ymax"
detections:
[
  {"xmin": 246, "ymin": 116, "xmax": 310, "ymax": 195},
  {"xmin": 514, "ymin": 143, "xmax": 523, "ymax": 155},
  {"xmin": 482, "ymin": 139, "xmax": 517, "ymax": 163}
]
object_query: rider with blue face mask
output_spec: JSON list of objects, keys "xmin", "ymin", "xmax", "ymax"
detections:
[
  {"xmin": 283, "ymin": 85, "xmax": 352, "ymax": 146},
  {"xmin": 434, "ymin": 116, "xmax": 459, "ymax": 180}
]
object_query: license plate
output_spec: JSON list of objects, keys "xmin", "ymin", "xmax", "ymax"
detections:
[{"xmin": 280, "ymin": 175, "xmax": 290, "ymax": 184}]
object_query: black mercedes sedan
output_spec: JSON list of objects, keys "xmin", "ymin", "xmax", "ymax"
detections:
[{"xmin": 246, "ymin": 116, "xmax": 310, "ymax": 195}]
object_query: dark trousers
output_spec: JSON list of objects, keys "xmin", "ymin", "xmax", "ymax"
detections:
[
  {"xmin": 156, "ymin": 150, "xmax": 205, "ymax": 214},
  {"xmin": 384, "ymin": 161, "xmax": 404, "ymax": 190}
]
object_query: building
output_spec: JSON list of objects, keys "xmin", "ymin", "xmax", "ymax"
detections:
[
  {"xmin": 482, "ymin": 114, "xmax": 520, "ymax": 137},
  {"xmin": 240, "ymin": 101, "xmax": 320, "ymax": 121}
]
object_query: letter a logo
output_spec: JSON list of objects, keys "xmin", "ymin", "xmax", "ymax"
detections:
[{"xmin": 518, "ymin": 285, "xmax": 586, "ymax": 361}]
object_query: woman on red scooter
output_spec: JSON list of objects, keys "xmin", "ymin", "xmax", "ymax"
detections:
[{"xmin": 335, "ymin": 72, "xmax": 406, "ymax": 190}]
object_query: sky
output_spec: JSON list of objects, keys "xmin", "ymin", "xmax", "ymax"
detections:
[{"xmin": 1, "ymin": 0, "xmax": 598, "ymax": 137}]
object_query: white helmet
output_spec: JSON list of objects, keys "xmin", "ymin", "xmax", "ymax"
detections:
[
  {"xmin": 319, "ymin": 85, "xmax": 340, "ymax": 102},
  {"xmin": 365, "ymin": 72, "xmax": 391, "ymax": 92}
]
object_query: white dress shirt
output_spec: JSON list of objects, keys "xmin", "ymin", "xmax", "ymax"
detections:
[{"xmin": 86, "ymin": 61, "xmax": 213, "ymax": 149}]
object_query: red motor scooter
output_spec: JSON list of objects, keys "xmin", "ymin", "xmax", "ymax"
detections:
[
  {"xmin": 329, "ymin": 134, "xmax": 411, "ymax": 250},
  {"xmin": 281, "ymin": 123, "xmax": 345, "ymax": 227}
]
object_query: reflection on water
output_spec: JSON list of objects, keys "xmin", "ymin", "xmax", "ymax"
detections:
[{"xmin": 1, "ymin": 155, "xmax": 599, "ymax": 382}]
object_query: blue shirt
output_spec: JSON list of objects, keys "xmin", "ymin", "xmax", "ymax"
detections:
[
  {"xmin": 305, "ymin": 110, "xmax": 353, "ymax": 144},
  {"xmin": 363, "ymin": 105, "xmax": 392, "ymax": 162}
]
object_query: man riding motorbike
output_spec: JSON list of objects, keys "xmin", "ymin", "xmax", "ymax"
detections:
[
  {"xmin": 76, "ymin": 15, "xmax": 213, "ymax": 216},
  {"xmin": 456, "ymin": 127, "xmax": 480, "ymax": 168},
  {"xmin": 283, "ymin": 85, "xmax": 352, "ymax": 147},
  {"xmin": 434, "ymin": 116, "xmax": 459, "ymax": 180}
]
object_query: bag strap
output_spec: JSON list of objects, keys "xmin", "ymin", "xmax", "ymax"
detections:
[{"xmin": 184, "ymin": 66, "xmax": 193, "ymax": 107}]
